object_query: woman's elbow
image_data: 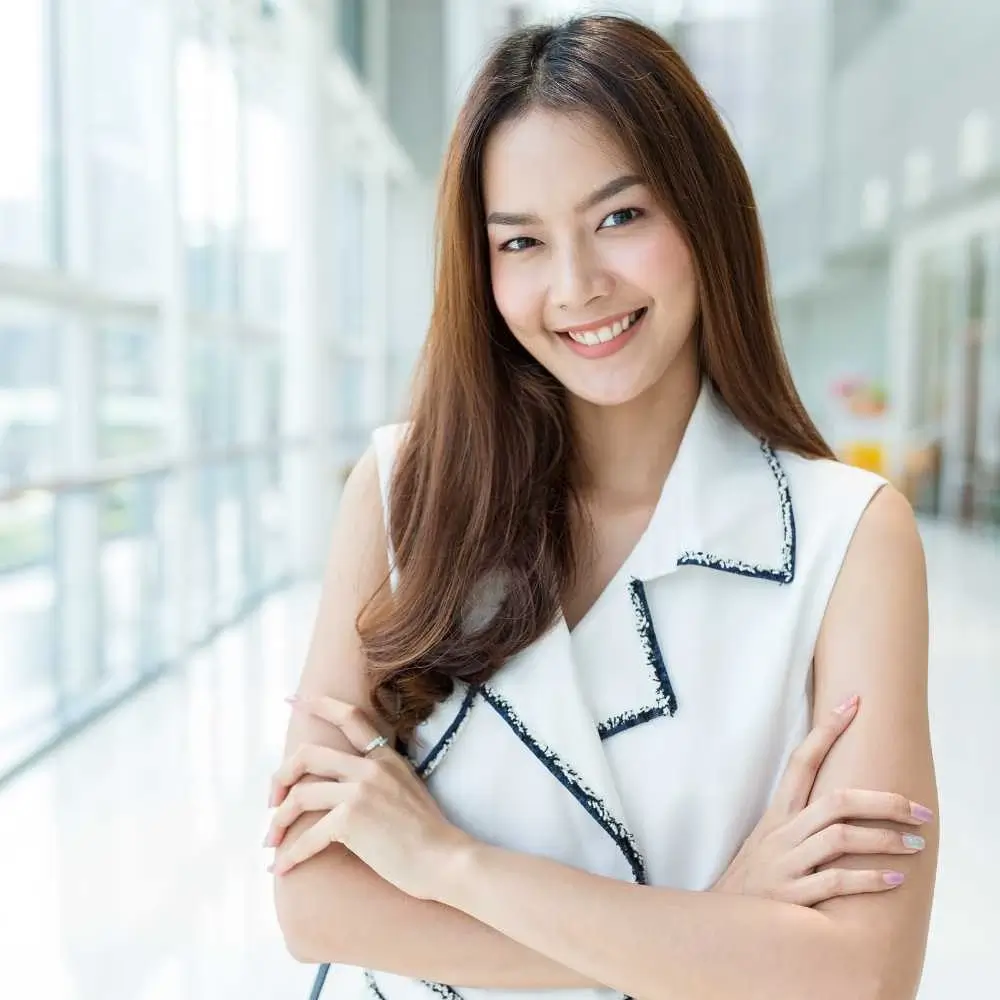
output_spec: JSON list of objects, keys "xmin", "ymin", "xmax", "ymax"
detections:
[
  {"xmin": 274, "ymin": 878, "xmax": 316, "ymax": 963},
  {"xmin": 855, "ymin": 938, "xmax": 924, "ymax": 1000},
  {"xmin": 273, "ymin": 867, "xmax": 343, "ymax": 965}
]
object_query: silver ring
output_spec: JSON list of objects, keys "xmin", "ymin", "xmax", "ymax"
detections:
[{"xmin": 362, "ymin": 735, "xmax": 389, "ymax": 757}]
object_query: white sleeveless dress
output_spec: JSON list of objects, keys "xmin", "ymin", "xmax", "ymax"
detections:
[{"xmin": 310, "ymin": 381, "xmax": 886, "ymax": 1000}]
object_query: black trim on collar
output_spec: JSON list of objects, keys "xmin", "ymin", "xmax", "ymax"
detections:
[
  {"xmin": 414, "ymin": 684, "xmax": 479, "ymax": 779},
  {"xmin": 598, "ymin": 578, "xmax": 678, "ymax": 740},
  {"xmin": 309, "ymin": 964, "xmax": 330, "ymax": 1000},
  {"xmin": 676, "ymin": 442, "xmax": 796, "ymax": 585},
  {"xmin": 364, "ymin": 971, "xmax": 388, "ymax": 1000},
  {"xmin": 359, "ymin": 971, "xmax": 464, "ymax": 1000},
  {"xmin": 481, "ymin": 686, "xmax": 647, "ymax": 884},
  {"xmin": 419, "ymin": 981, "xmax": 463, "ymax": 999}
]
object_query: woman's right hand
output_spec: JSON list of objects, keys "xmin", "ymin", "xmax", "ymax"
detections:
[{"xmin": 712, "ymin": 695, "xmax": 934, "ymax": 906}]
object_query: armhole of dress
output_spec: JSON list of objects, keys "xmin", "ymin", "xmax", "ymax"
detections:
[{"xmin": 371, "ymin": 424, "xmax": 404, "ymax": 594}]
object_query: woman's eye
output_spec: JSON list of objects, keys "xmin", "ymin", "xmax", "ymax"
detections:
[
  {"xmin": 599, "ymin": 207, "xmax": 642, "ymax": 229},
  {"xmin": 499, "ymin": 236, "xmax": 539, "ymax": 253}
]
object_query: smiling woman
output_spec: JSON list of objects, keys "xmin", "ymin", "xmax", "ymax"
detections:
[{"xmin": 270, "ymin": 14, "xmax": 937, "ymax": 1000}]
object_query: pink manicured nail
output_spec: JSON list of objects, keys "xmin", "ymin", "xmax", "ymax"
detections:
[
  {"xmin": 911, "ymin": 803, "xmax": 934, "ymax": 823},
  {"xmin": 883, "ymin": 871, "xmax": 905, "ymax": 886},
  {"xmin": 834, "ymin": 694, "xmax": 859, "ymax": 714},
  {"xmin": 284, "ymin": 695, "xmax": 300, "ymax": 705}
]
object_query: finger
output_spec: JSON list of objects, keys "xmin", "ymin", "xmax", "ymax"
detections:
[
  {"xmin": 271, "ymin": 812, "xmax": 342, "ymax": 876},
  {"xmin": 786, "ymin": 789, "xmax": 934, "ymax": 845},
  {"xmin": 771, "ymin": 695, "xmax": 859, "ymax": 814},
  {"xmin": 789, "ymin": 823, "xmax": 926, "ymax": 873},
  {"xmin": 291, "ymin": 696, "xmax": 388, "ymax": 755},
  {"xmin": 264, "ymin": 780, "xmax": 350, "ymax": 848},
  {"xmin": 785, "ymin": 867, "xmax": 906, "ymax": 906},
  {"xmin": 272, "ymin": 744, "xmax": 368, "ymax": 793}
]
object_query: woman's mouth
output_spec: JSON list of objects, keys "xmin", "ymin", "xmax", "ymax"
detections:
[{"xmin": 557, "ymin": 307, "xmax": 647, "ymax": 359}]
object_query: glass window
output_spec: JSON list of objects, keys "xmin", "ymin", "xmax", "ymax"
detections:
[
  {"xmin": 263, "ymin": 350, "xmax": 282, "ymax": 440},
  {"xmin": 337, "ymin": 355, "xmax": 367, "ymax": 434},
  {"xmin": 245, "ymin": 100, "xmax": 290, "ymax": 325},
  {"xmin": 190, "ymin": 335, "xmax": 242, "ymax": 451},
  {"xmin": 86, "ymin": 0, "xmax": 162, "ymax": 295},
  {"xmin": 334, "ymin": 173, "xmax": 365, "ymax": 339},
  {"xmin": 98, "ymin": 325, "xmax": 164, "ymax": 461},
  {"xmin": 0, "ymin": 492, "xmax": 57, "ymax": 778},
  {"xmin": 100, "ymin": 475, "xmax": 165, "ymax": 684},
  {"xmin": 177, "ymin": 37, "xmax": 242, "ymax": 314},
  {"xmin": 0, "ymin": 0, "xmax": 54, "ymax": 266},
  {"xmin": 0, "ymin": 304, "xmax": 61, "ymax": 491}
]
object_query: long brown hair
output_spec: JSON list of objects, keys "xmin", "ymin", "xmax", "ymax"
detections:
[{"xmin": 359, "ymin": 14, "xmax": 833, "ymax": 743}]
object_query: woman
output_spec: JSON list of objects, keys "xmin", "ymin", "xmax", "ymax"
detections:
[{"xmin": 266, "ymin": 15, "xmax": 938, "ymax": 1000}]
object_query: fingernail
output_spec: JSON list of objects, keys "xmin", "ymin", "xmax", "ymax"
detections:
[
  {"xmin": 266, "ymin": 863, "xmax": 275, "ymax": 874},
  {"xmin": 902, "ymin": 834, "xmax": 925, "ymax": 850},
  {"xmin": 883, "ymin": 871, "xmax": 905, "ymax": 886},
  {"xmin": 262, "ymin": 832, "xmax": 272, "ymax": 847},
  {"xmin": 911, "ymin": 803, "xmax": 934, "ymax": 823},
  {"xmin": 284, "ymin": 695, "xmax": 300, "ymax": 705},
  {"xmin": 834, "ymin": 694, "xmax": 859, "ymax": 714}
]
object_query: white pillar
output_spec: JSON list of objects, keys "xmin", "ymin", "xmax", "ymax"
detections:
[
  {"xmin": 362, "ymin": 164, "xmax": 389, "ymax": 428},
  {"xmin": 54, "ymin": 0, "xmax": 101, "ymax": 704},
  {"xmin": 155, "ymin": 0, "xmax": 196, "ymax": 657},
  {"xmin": 282, "ymin": 4, "xmax": 328, "ymax": 577}
]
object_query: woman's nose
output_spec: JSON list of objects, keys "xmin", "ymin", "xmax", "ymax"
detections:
[{"xmin": 549, "ymin": 242, "xmax": 612, "ymax": 314}]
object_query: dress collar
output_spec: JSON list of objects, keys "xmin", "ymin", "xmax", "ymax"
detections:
[{"xmin": 626, "ymin": 380, "xmax": 796, "ymax": 586}]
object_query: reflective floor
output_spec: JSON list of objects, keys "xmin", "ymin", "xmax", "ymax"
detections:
[{"xmin": 1, "ymin": 520, "xmax": 996, "ymax": 1000}]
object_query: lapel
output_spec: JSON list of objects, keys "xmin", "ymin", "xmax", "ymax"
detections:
[
  {"xmin": 409, "ymin": 381, "xmax": 799, "ymax": 884},
  {"xmin": 627, "ymin": 379, "xmax": 796, "ymax": 585}
]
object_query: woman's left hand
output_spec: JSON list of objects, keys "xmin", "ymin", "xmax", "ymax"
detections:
[{"xmin": 265, "ymin": 695, "xmax": 470, "ymax": 899}]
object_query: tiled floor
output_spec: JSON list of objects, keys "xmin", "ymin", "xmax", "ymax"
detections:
[{"xmin": 0, "ymin": 521, "xmax": 996, "ymax": 999}]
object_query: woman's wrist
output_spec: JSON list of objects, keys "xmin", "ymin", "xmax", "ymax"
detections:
[{"xmin": 425, "ymin": 827, "xmax": 485, "ymax": 905}]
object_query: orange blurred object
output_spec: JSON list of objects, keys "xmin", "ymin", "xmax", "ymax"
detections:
[{"xmin": 841, "ymin": 441, "xmax": 886, "ymax": 475}]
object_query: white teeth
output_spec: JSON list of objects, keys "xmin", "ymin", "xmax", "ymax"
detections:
[{"xmin": 566, "ymin": 309, "xmax": 641, "ymax": 346}]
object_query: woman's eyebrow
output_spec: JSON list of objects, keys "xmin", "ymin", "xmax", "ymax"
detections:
[{"xmin": 485, "ymin": 173, "xmax": 644, "ymax": 226}]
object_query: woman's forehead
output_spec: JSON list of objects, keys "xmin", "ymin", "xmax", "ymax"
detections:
[{"xmin": 482, "ymin": 109, "xmax": 637, "ymax": 213}]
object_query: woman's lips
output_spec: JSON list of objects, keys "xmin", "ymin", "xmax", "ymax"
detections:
[{"xmin": 559, "ymin": 307, "xmax": 647, "ymax": 359}]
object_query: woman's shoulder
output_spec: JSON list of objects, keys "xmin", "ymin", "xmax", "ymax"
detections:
[
  {"xmin": 778, "ymin": 448, "xmax": 888, "ymax": 511},
  {"xmin": 370, "ymin": 420, "xmax": 412, "ymax": 467},
  {"xmin": 775, "ymin": 448, "xmax": 910, "ymax": 573},
  {"xmin": 370, "ymin": 420, "xmax": 413, "ymax": 501}
]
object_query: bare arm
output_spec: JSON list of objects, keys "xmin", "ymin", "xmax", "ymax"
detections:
[
  {"xmin": 272, "ymin": 448, "xmax": 599, "ymax": 988},
  {"xmin": 806, "ymin": 485, "xmax": 939, "ymax": 996},
  {"xmin": 395, "ymin": 486, "xmax": 938, "ymax": 1000}
]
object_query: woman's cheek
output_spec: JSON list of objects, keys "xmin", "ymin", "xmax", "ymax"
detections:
[
  {"xmin": 611, "ymin": 228, "xmax": 690, "ymax": 290},
  {"xmin": 491, "ymin": 261, "xmax": 543, "ymax": 335}
]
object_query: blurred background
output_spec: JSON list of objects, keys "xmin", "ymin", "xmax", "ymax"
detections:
[{"xmin": 0, "ymin": 0, "xmax": 996, "ymax": 997}]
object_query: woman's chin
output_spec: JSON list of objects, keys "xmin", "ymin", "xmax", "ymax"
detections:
[{"xmin": 562, "ymin": 377, "xmax": 650, "ymax": 409}]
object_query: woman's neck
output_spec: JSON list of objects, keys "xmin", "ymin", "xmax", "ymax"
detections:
[{"xmin": 570, "ymin": 360, "xmax": 701, "ymax": 510}]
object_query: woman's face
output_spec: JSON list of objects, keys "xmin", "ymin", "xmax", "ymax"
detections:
[{"xmin": 483, "ymin": 108, "xmax": 700, "ymax": 408}]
